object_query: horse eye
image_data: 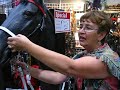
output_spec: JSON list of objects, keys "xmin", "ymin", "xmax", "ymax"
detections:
[{"xmin": 23, "ymin": 11, "xmax": 34, "ymax": 16}]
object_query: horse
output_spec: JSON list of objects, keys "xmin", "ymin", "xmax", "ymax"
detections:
[{"xmin": 0, "ymin": 0, "xmax": 62, "ymax": 89}]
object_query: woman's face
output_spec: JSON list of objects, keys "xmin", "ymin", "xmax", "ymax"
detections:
[{"xmin": 78, "ymin": 19, "xmax": 100, "ymax": 49}]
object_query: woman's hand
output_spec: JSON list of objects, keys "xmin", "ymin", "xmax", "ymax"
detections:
[
  {"xmin": 15, "ymin": 60, "xmax": 30, "ymax": 74},
  {"xmin": 7, "ymin": 34, "xmax": 31, "ymax": 52}
]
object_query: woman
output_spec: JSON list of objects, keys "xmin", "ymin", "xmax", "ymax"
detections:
[{"xmin": 7, "ymin": 10, "xmax": 120, "ymax": 90}]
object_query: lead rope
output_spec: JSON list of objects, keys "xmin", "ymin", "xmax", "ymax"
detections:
[
  {"xmin": 24, "ymin": 54, "xmax": 34, "ymax": 90},
  {"xmin": 16, "ymin": 52, "xmax": 34, "ymax": 90},
  {"xmin": 16, "ymin": 53, "xmax": 28, "ymax": 90},
  {"xmin": 0, "ymin": 26, "xmax": 34, "ymax": 90},
  {"xmin": 0, "ymin": 26, "xmax": 16, "ymax": 37}
]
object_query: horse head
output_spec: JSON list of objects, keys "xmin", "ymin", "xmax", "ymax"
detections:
[{"xmin": 0, "ymin": 0, "xmax": 55, "ymax": 65}]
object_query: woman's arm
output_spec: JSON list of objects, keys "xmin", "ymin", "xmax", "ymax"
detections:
[
  {"xmin": 7, "ymin": 35, "xmax": 110, "ymax": 78},
  {"xmin": 29, "ymin": 66, "xmax": 67, "ymax": 84}
]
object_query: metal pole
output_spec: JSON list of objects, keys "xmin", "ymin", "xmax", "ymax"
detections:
[{"xmin": 59, "ymin": 0, "xmax": 61, "ymax": 9}]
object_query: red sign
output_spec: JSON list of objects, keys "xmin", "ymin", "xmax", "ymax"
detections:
[
  {"xmin": 55, "ymin": 11, "xmax": 70, "ymax": 19},
  {"xmin": 54, "ymin": 10, "xmax": 70, "ymax": 33}
]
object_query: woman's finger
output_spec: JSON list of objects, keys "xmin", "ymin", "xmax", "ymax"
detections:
[
  {"xmin": 8, "ymin": 45, "xmax": 12, "ymax": 48},
  {"xmin": 11, "ymin": 49, "xmax": 17, "ymax": 52}
]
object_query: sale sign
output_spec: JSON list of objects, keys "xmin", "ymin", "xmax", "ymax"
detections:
[{"xmin": 54, "ymin": 10, "xmax": 70, "ymax": 33}]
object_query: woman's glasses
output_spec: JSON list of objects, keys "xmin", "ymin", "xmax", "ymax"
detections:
[{"xmin": 79, "ymin": 24, "xmax": 98, "ymax": 32}]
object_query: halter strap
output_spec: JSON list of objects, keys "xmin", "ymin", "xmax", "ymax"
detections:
[
  {"xmin": 28, "ymin": 0, "xmax": 46, "ymax": 16},
  {"xmin": 0, "ymin": 26, "xmax": 15, "ymax": 37}
]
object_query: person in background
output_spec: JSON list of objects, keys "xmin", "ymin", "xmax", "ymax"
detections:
[
  {"xmin": 112, "ymin": 23, "xmax": 120, "ymax": 37},
  {"xmin": 7, "ymin": 10, "xmax": 120, "ymax": 90}
]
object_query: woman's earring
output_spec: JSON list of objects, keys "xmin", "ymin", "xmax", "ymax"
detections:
[{"xmin": 98, "ymin": 40, "xmax": 101, "ymax": 45}]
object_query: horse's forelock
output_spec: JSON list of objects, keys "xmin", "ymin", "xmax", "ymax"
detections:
[
  {"xmin": 30, "ymin": 0, "xmax": 44, "ymax": 9},
  {"xmin": 20, "ymin": 0, "xmax": 28, "ymax": 3},
  {"xmin": 18, "ymin": 0, "xmax": 28, "ymax": 6}
]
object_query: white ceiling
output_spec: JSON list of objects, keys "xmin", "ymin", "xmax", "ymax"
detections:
[{"xmin": 44, "ymin": 0, "xmax": 120, "ymax": 5}]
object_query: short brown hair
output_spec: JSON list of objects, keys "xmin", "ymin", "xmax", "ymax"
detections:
[
  {"xmin": 80, "ymin": 10, "xmax": 112, "ymax": 34},
  {"xmin": 80, "ymin": 10, "xmax": 112, "ymax": 44}
]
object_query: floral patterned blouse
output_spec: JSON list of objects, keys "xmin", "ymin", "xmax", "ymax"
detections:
[{"xmin": 73, "ymin": 43, "xmax": 120, "ymax": 90}]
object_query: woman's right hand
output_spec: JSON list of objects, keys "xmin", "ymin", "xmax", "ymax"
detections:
[{"xmin": 7, "ymin": 34, "xmax": 32, "ymax": 52}]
